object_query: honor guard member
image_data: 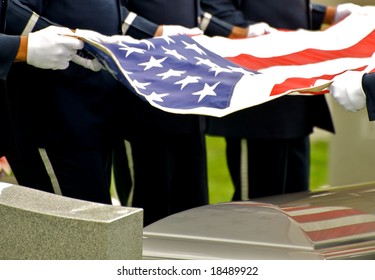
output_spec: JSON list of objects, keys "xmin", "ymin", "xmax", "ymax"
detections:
[
  {"xmin": 1, "ymin": 0, "xmax": 91, "ymax": 180},
  {"xmin": 4, "ymin": 0, "xmax": 195, "ymax": 204},
  {"xmin": 0, "ymin": 0, "xmax": 19, "ymax": 166},
  {"xmin": 1, "ymin": 0, "xmax": 16, "ymax": 161},
  {"xmin": 200, "ymin": 0, "xmax": 359, "ymax": 200}
]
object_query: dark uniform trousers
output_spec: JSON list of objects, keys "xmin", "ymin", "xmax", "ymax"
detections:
[
  {"xmin": 364, "ymin": 73, "xmax": 375, "ymax": 121},
  {"xmin": 201, "ymin": 0, "xmax": 335, "ymax": 200}
]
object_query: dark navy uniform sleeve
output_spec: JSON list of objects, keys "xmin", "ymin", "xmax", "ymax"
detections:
[
  {"xmin": 202, "ymin": 0, "xmax": 327, "ymax": 31},
  {"xmin": 5, "ymin": 0, "xmax": 56, "ymax": 35},
  {"xmin": 8, "ymin": 0, "xmax": 137, "ymax": 36},
  {"xmin": 122, "ymin": 3, "xmax": 232, "ymax": 39},
  {"xmin": 0, "ymin": 34, "xmax": 19, "ymax": 79},
  {"xmin": 1, "ymin": 0, "xmax": 7, "ymax": 32},
  {"xmin": 199, "ymin": 10, "xmax": 233, "ymax": 37},
  {"xmin": 311, "ymin": 3, "xmax": 327, "ymax": 30},
  {"xmin": 201, "ymin": 0, "xmax": 250, "ymax": 27},
  {"xmin": 363, "ymin": 73, "xmax": 375, "ymax": 121},
  {"xmin": 121, "ymin": 11, "xmax": 159, "ymax": 39},
  {"xmin": 198, "ymin": 0, "xmax": 241, "ymax": 36}
]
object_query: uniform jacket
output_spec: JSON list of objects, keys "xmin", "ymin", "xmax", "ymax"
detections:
[
  {"xmin": 4, "ymin": 0, "xmax": 132, "ymax": 149},
  {"xmin": 201, "ymin": 0, "xmax": 335, "ymax": 138}
]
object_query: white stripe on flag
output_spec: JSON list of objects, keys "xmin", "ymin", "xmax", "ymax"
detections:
[
  {"xmin": 282, "ymin": 206, "xmax": 350, "ymax": 216},
  {"xmin": 297, "ymin": 214, "xmax": 375, "ymax": 232}
]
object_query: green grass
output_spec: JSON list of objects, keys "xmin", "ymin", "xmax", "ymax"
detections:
[
  {"xmin": 206, "ymin": 136, "xmax": 233, "ymax": 204},
  {"xmin": 309, "ymin": 139, "xmax": 329, "ymax": 190},
  {"xmin": 206, "ymin": 136, "xmax": 329, "ymax": 204}
]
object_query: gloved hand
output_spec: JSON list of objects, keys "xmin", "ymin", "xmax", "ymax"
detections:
[
  {"xmin": 334, "ymin": 3, "xmax": 361, "ymax": 23},
  {"xmin": 27, "ymin": 26, "xmax": 84, "ymax": 70},
  {"xmin": 329, "ymin": 71, "xmax": 366, "ymax": 112},
  {"xmin": 247, "ymin": 22, "xmax": 276, "ymax": 38},
  {"xmin": 161, "ymin": 25, "xmax": 203, "ymax": 36},
  {"xmin": 71, "ymin": 55, "xmax": 103, "ymax": 72},
  {"xmin": 75, "ymin": 29, "xmax": 138, "ymax": 71}
]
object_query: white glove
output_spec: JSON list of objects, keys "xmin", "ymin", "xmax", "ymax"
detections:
[
  {"xmin": 334, "ymin": 3, "xmax": 361, "ymax": 23},
  {"xmin": 247, "ymin": 22, "xmax": 276, "ymax": 38},
  {"xmin": 330, "ymin": 71, "xmax": 366, "ymax": 112},
  {"xmin": 75, "ymin": 29, "xmax": 140, "ymax": 71},
  {"xmin": 27, "ymin": 26, "xmax": 84, "ymax": 70},
  {"xmin": 161, "ymin": 25, "xmax": 203, "ymax": 36},
  {"xmin": 71, "ymin": 54, "xmax": 103, "ymax": 72}
]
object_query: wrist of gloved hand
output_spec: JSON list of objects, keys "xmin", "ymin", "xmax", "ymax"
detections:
[
  {"xmin": 330, "ymin": 71, "xmax": 366, "ymax": 112},
  {"xmin": 334, "ymin": 3, "xmax": 361, "ymax": 23},
  {"xmin": 27, "ymin": 26, "xmax": 84, "ymax": 70},
  {"xmin": 247, "ymin": 22, "xmax": 275, "ymax": 38},
  {"xmin": 161, "ymin": 25, "xmax": 203, "ymax": 36}
]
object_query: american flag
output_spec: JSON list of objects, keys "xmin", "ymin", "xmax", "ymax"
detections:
[
  {"xmin": 227, "ymin": 201, "xmax": 375, "ymax": 250},
  {"xmin": 81, "ymin": 8, "xmax": 375, "ymax": 117},
  {"xmin": 281, "ymin": 205, "xmax": 375, "ymax": 247}
]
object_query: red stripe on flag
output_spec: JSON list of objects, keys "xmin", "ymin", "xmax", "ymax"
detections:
[
  {"xmin": 270, "ymin": 77, "xmax": 327, "ymax": 96},
  {"xmin": 269, "ymin": 67, "xmax": 368, "ymax": 96},
  {"xmin": 289, "ymin": 209, "xmax": 366, "ymax": 223},
  {"xmin": 226, "ymin": 29, "xmax": 375, "ymax": 71},
  {"xmin": 305, "ymin": 222, "xmax": 375, "ymax": 242}
]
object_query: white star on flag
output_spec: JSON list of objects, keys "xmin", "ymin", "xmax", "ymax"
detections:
[
  {"xmin": 147, "ymin": 92, "xmax": 170, "ymax": 102},
  {"xmin": 192, "ymin": 82, "xmax": 220, "ymax": 102},
  {"xmin": 139, "ymin": 56, "xmax": 167, "ymax": 71},
  {"xmin": 175, "ymin": 75, "xmax": 202, "ymax": 90},
  {"xmin": 162, "ymin": 46, "xmax": 187, "ymax": 60},
  {"xmin": 183, "ymin": 41, "xmax": 206, "ymax": 55},
  {"xmin": 157, "ymin": 69, "xmax": 186, "ymax": 80},
  {"xmin": 132, "ymin": 80, "xmax": 150, "ymax": 90},
  {"xmin": 120, "ymin": 46, "xmax": 146, "ymax": 57}
]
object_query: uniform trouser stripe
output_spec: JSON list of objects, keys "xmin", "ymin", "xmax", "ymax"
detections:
[
  {"xmin": 38, "ymin": 148, "xmax": 62, "ymax": 196},
  {"xmin": 124, "ymin": 140, "xmax": 135, "ymax": 206},
  {"xmin": 122, "ymin": 12, "xmax": 137, "ymax": 35},
  {"xmin": 21, "ymin": 12, "xmax": 39, "ymax": 35},
  {"xmin": 240, "ymin": 139, "xmax": 249, "ymax": 201},
  {"xmin": 199, "ymin": 12, "xmax": 212, "ymax": 33}
]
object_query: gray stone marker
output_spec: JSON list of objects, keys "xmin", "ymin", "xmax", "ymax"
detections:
[
  {"xmin": 0, "ymin": 182, "xmax": 143, "ymax": 260},
  {"xmin": 326, "ymin": 95, "xmax": 375, "ymax": 186}
]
